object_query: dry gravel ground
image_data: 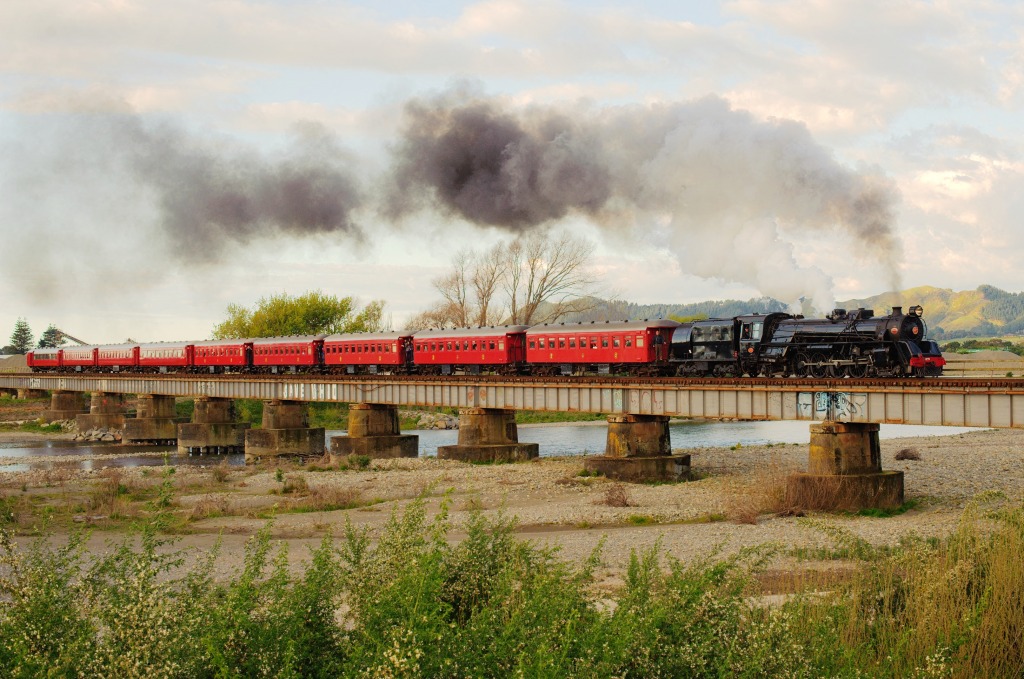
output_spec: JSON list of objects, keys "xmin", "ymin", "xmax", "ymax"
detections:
[{"xmin": 3, "ymin": 426, "xmax": 1023, "ymax": 580}]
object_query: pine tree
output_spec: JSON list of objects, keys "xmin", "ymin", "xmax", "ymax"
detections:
[
  {"xmin": 37, "ymin": 324, "xmax": 64, "ymax": 348},
  {"xmin": 9, "ymin": 318, "xmax": 33, "ymax": 354}
]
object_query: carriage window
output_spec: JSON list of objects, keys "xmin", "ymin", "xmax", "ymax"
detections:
[
  {"xmin": 602, "ymin": 337, "xmax": 609, "ymax": 348},
  {"xmin": 588, "ymin": 338, "xmax": 595, "ymax": 348},
  {"xmin": 613, "ymin": 337, "xmax": 620, "ymax": 348},
  {"xmin": 559, "ymin": 338, "xmax": 566, "ymax": 348},
  {"xmin": 529, "ymin": 340, "xmax": 535, "ymax": 349},
  {"xmin": 637, "ymin": 337, "xmax": 644, "ymax": 348},
  {"xmin": 625, "ymin": 337, "xmax": 632, "ymax": 347},
  {"xmin": 498, "ymin": 341, "xmax": 504, "ymax": 350},
  {"xmin": 489, "ymin": 341, "xmax": 496, "ymax": 350},
  {"xmin": 752, "ymin": 322, "xmax": 763, "ymax": 340},
  {"xmin": 569, "ymin": 338, "xmax": 576, "ymax": 348},
  {"xmin": 539, "ymin": 338, "xmax": 546, "ymax": 349}
]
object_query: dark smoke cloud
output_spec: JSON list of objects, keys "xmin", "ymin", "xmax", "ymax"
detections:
[
  {"xmin": 384, "ymin": 95, "xmax": 612, "ymax": 230},
  {"xmin": 114, "ymin": 117, "xmax": 364, "ymax": 260}
]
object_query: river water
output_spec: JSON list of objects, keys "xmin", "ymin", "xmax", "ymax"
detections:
[{"xmin": 0, "ymin": 420, "xmax": 984, "ymax": 473}]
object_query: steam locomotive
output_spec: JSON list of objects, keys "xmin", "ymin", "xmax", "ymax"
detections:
[
  {"xmin": 672, "ymin": 305, "xmax": 944, "ymax": 378},
  {"xmin": 26, "ymin": 305, "xmax": 944, "ymax": 378}
]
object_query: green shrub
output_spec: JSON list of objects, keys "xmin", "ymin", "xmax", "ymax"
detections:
[{"xmin": 1, "ymin": 493, "xmax": 1023, "ymax": 677}]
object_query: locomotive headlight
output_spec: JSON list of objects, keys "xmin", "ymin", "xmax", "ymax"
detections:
[
  {"xmin": 891, "ymin": 327, "xmax": 899, "ymax": 335},
  {"xmin": 912, "ymin": 326, "xmax": 919, "ymax": 335}
]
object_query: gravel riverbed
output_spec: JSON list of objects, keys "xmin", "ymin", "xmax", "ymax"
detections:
[{"xmin": 3, "ymin": 427, "xmax": 1021, "ymax": 577}]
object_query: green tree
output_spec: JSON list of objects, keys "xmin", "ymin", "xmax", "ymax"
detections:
[
  {"xmin": 37, "ymin": 325, "xmax": 64, "ymax": 348},
  {"xmin": 8, "ymin": 318, "xmax": 33, "ymax": 354},
  {"xmin": 212, "ymin": 291, "xmax": 386, "ymax": 339}
]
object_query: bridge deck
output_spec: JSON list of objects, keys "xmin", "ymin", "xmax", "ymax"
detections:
[{"xmin": 4, "ymin": 373, "xmax": 1024, "ymax": 429}]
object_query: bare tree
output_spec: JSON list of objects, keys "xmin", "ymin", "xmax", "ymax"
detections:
[
  {"xmin": 504, "ymin": 232, "xmax": 598, "ymax": 324},
  {"xmin": 408, "ymin": 231, "xmax": 599, "ymax": 329},
  {"xmin": 471, "ymin": 244, "xmax": 506, "ymax": 326},
  {"xmin": 434, "ymin": 250, "xmax": 472, "ymax": 328}
]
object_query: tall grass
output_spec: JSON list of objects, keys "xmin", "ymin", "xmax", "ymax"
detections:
[{"xmin": 1, "ymin": 494, "xmax": 1023, "ymax": 677}]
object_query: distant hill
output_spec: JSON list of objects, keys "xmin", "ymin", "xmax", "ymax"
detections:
[
  {"xmin": 563, "ymin": 285, "xmax": 1024, "ymax": 340},
  {"xmin": 837, "ymin": 285, "xmax": 1024, "ymax": 339},
  {"xmin": 561, "ymin": 296, "xmax": 790, "ymax": 323}
]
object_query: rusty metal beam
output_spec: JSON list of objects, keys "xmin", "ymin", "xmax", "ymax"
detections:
[{"xmin": 3, "ymin": 374, "xmax": 1023, "ymax": 428}]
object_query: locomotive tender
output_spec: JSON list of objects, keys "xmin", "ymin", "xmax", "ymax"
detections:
[{"xmin": 26, "ymin": 305, "xmax": 944, "ymax": 378}]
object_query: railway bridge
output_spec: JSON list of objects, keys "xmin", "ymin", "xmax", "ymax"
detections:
[{"xmin": 3, "ymin": 373, "xmax": 1023, "ymax": 509}]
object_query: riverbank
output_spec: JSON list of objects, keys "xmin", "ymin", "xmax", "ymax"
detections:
[{"xmin": 1, "ymin": 425, "xmax": 1020, "ymax": 575}]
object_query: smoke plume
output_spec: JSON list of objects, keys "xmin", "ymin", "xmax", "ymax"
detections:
[
  {"xmin": 1, "ymin": 89, "xmax": 902, "ymax": 312},
  {"xmin": 117, "ymin": 117, "xmax": 364, "ymax": 260},
  {"xmin": 384, "ymin": 91, "xmax": 903, "ymax": 310}
]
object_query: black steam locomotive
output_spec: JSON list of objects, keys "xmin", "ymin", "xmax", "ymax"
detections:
[{"xmin": 670, "ymin": 305, "xmax": 945, "ymax": 378}]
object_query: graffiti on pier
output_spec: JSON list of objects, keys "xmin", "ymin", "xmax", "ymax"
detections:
[{"xmin": 798, "ymin": 391, "xmax": 866, "ymax": 421}]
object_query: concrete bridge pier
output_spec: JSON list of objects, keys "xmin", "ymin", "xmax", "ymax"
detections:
[
  {"xmin": 178, "ymin": 398, "xmax": 249, "ymax": 455},
  {"xmin": 41, "ymin": 390, "xmax": 88, "ymax": 422},
  {"xmin": 584, "ymin": 414, "xmax": 691, "ymax": 482},
  {"xmin": 17, "ymin": 388, "xmax": 48, "ymax": 399},
  {"xmin": 76, "ymin": 392, "xmax": 126, "ymax": 431},
  {"xmin": 787, "ymin": 422, "xmax": 904, "ymax": 511},
  {"xmin": 245, "ymin": 400, "xmax": 324, "ymax": 463},
  {"xmin": 438, "ymin": 408, "xmax": 538, "ymax": 463},
  {"xmin": 330, "ymin": 403, "xmax": 418, "ymax": 459},
  {"xmin": 123, "ymin": 395, "xmax": 179, "ymax": 445}
]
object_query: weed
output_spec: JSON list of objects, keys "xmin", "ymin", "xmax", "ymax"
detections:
[
  {"xmin": 338, "ymin": 454, "xmax": 371, "ymax": 471},
  {"xmin": 282, "ymin": 475, "xmax": 309, "ymax": 495},
  {"xmin": 625, "ymin": 513, "xmax": 657, "ymax": 525},
  {"xmin": 210, "ymin": 462, "xmax": 230, "ymax": 483},
  {"xmin": 895, "ymin": 447, "xmax": 922, "ymax": 461},
  {"xmin": 599, "ymin": 483, "xmax": 632, "ymax": 507},
  {"xmin": 18, "ymin": 421, "xmax": 65, "ymax": 434},
  {"xmin": 854, "ymin": 498, "xmax": 920, "ymax": 518},
  {"xmin": 274, "ymin": 468, "xmax": 284, "ymax": 483},
  {"xmin": 189, "ymin": 495, "xmax": 230, "ymax": 521}
]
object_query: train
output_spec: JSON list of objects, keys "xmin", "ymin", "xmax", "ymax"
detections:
[{"xmin": 26, "ymin": 305, "xmax": 944, "ymax": 379}]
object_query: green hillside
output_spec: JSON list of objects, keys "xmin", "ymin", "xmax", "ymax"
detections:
[{"xmin": 838, "ymin": 285, "xmax": 1024, "ymax": 339}]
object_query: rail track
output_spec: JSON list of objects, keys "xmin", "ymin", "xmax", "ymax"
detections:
[{"xmin": 20, "ymin": 371, "xmax": 1024, "ymax": 392}]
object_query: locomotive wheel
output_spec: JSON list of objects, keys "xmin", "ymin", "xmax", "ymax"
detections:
[
  {"xmin": 810, "ymin": 353, "xmax": 832, "ymax": 378},
  {"xmin": 795, "ymin": 353, "xmax": 812, "ymax": 378},
  {"xmin": 847, "ymin": 363, "xmax": 869, "ymax": 378}
]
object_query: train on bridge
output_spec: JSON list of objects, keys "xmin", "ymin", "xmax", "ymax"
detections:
[{"xmin": 27, "ymin": 305, "xmax": 944, "ymax": 379}]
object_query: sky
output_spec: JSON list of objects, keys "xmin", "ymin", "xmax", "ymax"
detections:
[{"xmin": 2, "ymin": 0, "xmax": 1023, "ymax": 344}]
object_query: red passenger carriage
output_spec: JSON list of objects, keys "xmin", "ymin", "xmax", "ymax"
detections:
[
  {"xmin": 525, "ymin": 320, "xmax": 680, "ymax": 375},
  {"xmin": 61, "ymin": 346, "xmax": 99, "ymax": 372},
  {"xmin": 26, "ymin": 348, "xmax": 61, "ymax": 372},
  {"xmin": 138, "ymin": 342, "xmax": 193, "ymax": 373},
  {"xmin": 323, "ymin": 332, "xmax": 412, "ymax": 374},
  {"xmin": 97, "ymin": 344, "xmax": 140, "ymax": 372},
  {"xmin": 412, "ymin": 326, "xmax": 530, "ymax": 374},
  {"xmin": 251, "ymin": 335, "xmax": 325, "ymax": 373},
  {"xmin": 193, "ymin": 339, "xmax": 252, "ymax": 373}
]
